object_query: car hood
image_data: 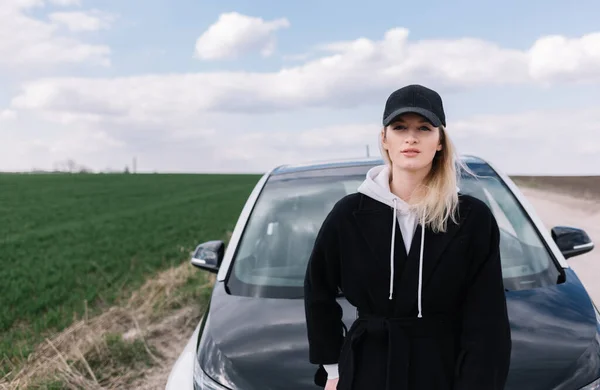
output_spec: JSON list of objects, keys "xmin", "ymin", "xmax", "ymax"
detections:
[
  {"xmin": 197, "ymin": 282, "xmax": 323, "ymax": 390},
  {"xmin": 198, "ymin": 269, "xmax": 600, "ymax": 390},
  {"xmin": 504, "ymin": 269, "xmax": 600, "ymax": 390}
]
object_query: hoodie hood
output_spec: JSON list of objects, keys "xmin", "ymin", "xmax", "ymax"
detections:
[
  {"xmin": 356, "ymin": 164, "xmax": 459, "ymax": 318},
  {"xmin": 356, "ymin": 164, "xmax": 460, "ymax": 209},
  {"xmin": 357, "ymin": 164, "xmax": 415, "ymax": 213}
]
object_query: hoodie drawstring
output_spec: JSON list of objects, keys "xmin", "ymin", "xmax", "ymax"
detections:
[
  {"xmin": 389, "ymin": 198, "xmax": 397, "ymax": 300},
  {"xmin": 417, "ymin": 213, "xmax": 424, "ymax": 318},
  {"xmin": 389, "ymin": 200, "xmax": 425, "ymax": 319}
]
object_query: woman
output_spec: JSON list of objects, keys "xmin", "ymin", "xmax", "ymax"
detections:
[{"xmin": 304, "ymin": 84, "xmax": 512, "ymax": 390}]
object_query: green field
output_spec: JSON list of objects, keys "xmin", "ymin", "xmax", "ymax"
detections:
[{"xmin": 0, "ymin": 172, "xmax": 261, "ymax": 373}]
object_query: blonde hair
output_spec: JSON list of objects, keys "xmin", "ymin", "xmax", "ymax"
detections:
[{"xmin": 379, "ymin": 125, "xmax": 475, "ymax": 233}]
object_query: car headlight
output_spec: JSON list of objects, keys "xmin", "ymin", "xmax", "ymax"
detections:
[
  {"xmin": 193, "ymin": 355, "xmax": 230, "ymax": 390},
  {"xmin": 580, "ymin": 378, "xmax": 600, "ymax": 390}
]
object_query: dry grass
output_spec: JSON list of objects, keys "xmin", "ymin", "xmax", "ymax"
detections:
[{"xmin": 0, "ymin": 258, "xmax": 216, "ymax": 390}]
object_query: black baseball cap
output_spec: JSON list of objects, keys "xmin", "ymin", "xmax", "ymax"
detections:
[{"xmin": 382, "ymin": 84, "xmax": 446, "ymax": 127}]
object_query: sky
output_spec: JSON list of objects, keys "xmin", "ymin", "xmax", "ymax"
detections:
[{"xmin": 1, "ymin": 0, "xmax": 600, "ymax": 175}]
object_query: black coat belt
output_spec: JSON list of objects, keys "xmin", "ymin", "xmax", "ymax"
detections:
[{"xmin": 336, "ymin": 313, "xmax": 457, "ymax": 390}]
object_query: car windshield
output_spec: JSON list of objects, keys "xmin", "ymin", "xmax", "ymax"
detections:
[{"xmin": 226, "ymin": 162, "xmax": 562, "ymax": 298}]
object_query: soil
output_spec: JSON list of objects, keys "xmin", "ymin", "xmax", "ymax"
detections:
[
  {"xmin": 511, "ymin": 175, "xmax": 600, "ymax": 201},
  {"xmin": 128, "ymin": 306, "xmax": 201, "ymax": 390}
]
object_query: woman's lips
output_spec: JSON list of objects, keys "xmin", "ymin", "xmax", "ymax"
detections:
[{"xmin": 401, "ymin": 150, "xmax": 420, "ymax": 157}]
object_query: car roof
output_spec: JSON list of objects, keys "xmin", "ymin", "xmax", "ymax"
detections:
[{"xmin": 271, "ymin": 154, "xmax": 488, "ymax": 175}]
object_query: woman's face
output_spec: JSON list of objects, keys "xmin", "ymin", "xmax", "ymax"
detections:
[{"xmin": 381, "ymin": 113, "xmax": 443, "ymax": 173}]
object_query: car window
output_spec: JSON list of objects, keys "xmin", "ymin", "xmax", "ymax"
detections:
[
  {"xmin": 226, "ymin": 163, "xmax": 561, "ymax": 298},
  {"xmin": 227, "ymin": 169, "xmax": 367, "ymax": 298},
  {"xmin": 459, "ymin": 165, "xmax": 561, "ymax": 290}
]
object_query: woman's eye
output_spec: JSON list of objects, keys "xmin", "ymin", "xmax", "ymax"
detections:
[
  {"xmin": 420, "ymin": 126, "xmax": 431, "ymax": 131},
  {"xmin": 393, "ymin": 126, "xmax": 406, "ymax": 130}
]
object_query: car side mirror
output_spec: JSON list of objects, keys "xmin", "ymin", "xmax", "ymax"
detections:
[
  {"xmin": 551, "ymin": 226, "xmax": 594, "ymax": 259},
  {"xmin": 190, "ymin": 240, "xmax": 225, "ymax": 273}
]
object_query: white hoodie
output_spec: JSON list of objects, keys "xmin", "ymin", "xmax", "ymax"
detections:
[
  {"xmin": 357, "ymin": 164, "xmax": 427, "ymax": 311},
  {"xmin": 324, "ymin": 164, "xmax": 457, "ymax": 379}
]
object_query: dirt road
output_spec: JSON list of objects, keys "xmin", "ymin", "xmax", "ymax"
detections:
[{"xmin": 521, "ymin": 187, "xmax": 600, "ymax": 303}]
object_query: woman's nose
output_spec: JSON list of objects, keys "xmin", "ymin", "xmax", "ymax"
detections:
[{"xmin": 406, "ymin": 133, "xmax": 418, "ymax": 143}]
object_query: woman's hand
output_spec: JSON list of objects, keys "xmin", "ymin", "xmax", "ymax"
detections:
[{"xmin": 325, "ymin": 377, "xmax": 339, "ymax": 390}]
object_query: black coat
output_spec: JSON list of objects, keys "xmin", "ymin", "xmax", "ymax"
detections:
[{"xmin": 304, "ymin": 192, "xmax": 512, "ymax": 390}]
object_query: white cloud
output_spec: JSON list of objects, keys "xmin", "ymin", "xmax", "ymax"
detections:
[
  {"xmin": 450, "ymin": 107, "xmax": 600, "ymax": 175},
  {"xmin": 45, "ymin": 129, "xmax": 125, "ymax": 154},
  {"xmin": 282, "ymin": 52, "xmax": 312, "ymax": 62},
  {"xmin": 4, "ymin": 26, "xmax": 600, "ymax": 174},
  {"xmin": 170, "ymin": 127, "xmax": 217, "ymax": 141},
  {"xmin": 10, "ymin": 28, "xmax": 600, "ymax": 121},
  {"xmin": 194, "ymin": 12, "xmax": 290, "ymax": 60},
  {"xmin": 2, "ymin": 102, "xmax": 600, "ymax": 174},
  {"xmin": 212, "ymin": 108, "xmax": 600, "ymax": 175},
  {"xmin": 0, "ymin": 109, "xmax": 18, "ymax": 120},
  {"xmin": 528, "ymin": 32, "xmax": 600, "ymax": 84},
  {"xmin": 8, "ymin": 0, "xmax": 44, "ymax": 8},
  {"xmin": 49, "ymin": 0, "xmax": 81, "ymax": 6},
  {"xmin": 16, "ymin": 27, "xmax": 595, "ymax": 120},
  {"xmin": 451, "ymin": 108, "xmax": 599, "ymax": 141},
  {"xmin": 49, "ymin": 10, "xmax": 116, "ymax": 32},
  {"xmin": 0, "ymin": 112, "xmax": 127, "ymax": 173},
  {"xmin": 243, "ymin": 107, "xmax": 600, "ymax": 175},
  {"xmin": 0, "ymin": 0, "xmax": 111, "ymax": 68}
]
